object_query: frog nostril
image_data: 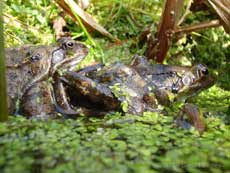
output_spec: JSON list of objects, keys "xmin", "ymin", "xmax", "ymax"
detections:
[
  {"xmin": 62, "ymin": 43, "xmax": 67, "ymax": 50},
  {"xmin": 31, "ymin": 54, "xmax": 41, "ymax": 62},
  {"xmin": 171, "ymin": 83, "xmax": 179, "ymax": 94}
]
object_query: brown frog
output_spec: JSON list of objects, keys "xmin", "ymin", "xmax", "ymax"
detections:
[
  {"xmin": 6, "ymin": 37, "xmax": 88, "ymax": 119},
  {"xmin": 61, "ymin": 55, "xmax": 215, "ymax": 133}
]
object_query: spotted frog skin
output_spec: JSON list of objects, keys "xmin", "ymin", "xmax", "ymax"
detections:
[
  {"xmin": 61, "ymin": 55, "xmax": 215, "ymax": 133},
  {"xmin": 6, "ymin": 37, "xmax": 88, "ymax": 119}
]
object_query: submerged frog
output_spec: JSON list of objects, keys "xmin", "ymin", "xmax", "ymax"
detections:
[
  {"xmin": 61, "ymin": 55, "xmax": 215, "ymax": 133},
  {"xmin": 6, "ymin": 37, "xmax": 88, "ymax": 118}
]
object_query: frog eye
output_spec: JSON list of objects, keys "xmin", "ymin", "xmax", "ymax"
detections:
[
  {"xmin": 30, "ymin": 53, "xmax": 42, "ymax": 62},
  {"xmin": 197, "ymin": 64, "xmax": 209, "ymax": 76},
  {"xmin": 62, "ymin": 40, "xmax": 74, "ymax": 49},
  {"xmin": 202, "ymin": 69, "xmax": 208, "ymax": 75},
  {"xmin": 66, "ymin": 41, "xmax": 74, "ymax": 48},
  {"xmin": 200, "ymin": 67, "xmax": 208, "ymax": 75}
]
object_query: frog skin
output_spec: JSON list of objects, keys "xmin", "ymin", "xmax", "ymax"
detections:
[
  {"xmin": 6, "ymin": 37, "xmax": 88, "ymax": 119},
  {"xmin": 61, "ymin": 55, "xmax": 215, "ymax": 133}
]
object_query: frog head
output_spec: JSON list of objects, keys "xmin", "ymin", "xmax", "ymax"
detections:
[
  {"xmin": 22, "ymin": 37, "xmax": 88, "ymax": 93},
  {"xmin": 174, "ymin": 64, "xmax": 215, "ymax": 102},
  {"xmin": 51, "ymin": 37, "xmax": 88, "ymax": 72}
]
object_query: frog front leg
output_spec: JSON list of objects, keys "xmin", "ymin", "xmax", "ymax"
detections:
[
  {"xmin": 52, "ymin": 76, "xmax": 80, "ymax": 116},
  {"xmin": 61, "ymin": 71, "xmax": 121, "ymax": 113},
  {"xmin": 150, "ymin": 88, "xmax": 206, "ymax": 133},
  {"xmin": 20, "ymin": 79, "xmax": 83, "ymax": 119},
  {"xmin": 176, "ymin": 103, "xmax": 206, "ymax": 133},
  {"xmin": 20, "ymin": 81, "xmax": 60, "ymax": 119},
  {"xmin": 51, "ymin": 76, "xmax": 105, "ymax": 117},
  {"xmin": 77, "ymin": 63, "xmax": 104, "ymax": 75}
]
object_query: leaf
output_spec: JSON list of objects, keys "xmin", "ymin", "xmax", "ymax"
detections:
[
  {"xmin": 57, "ymin": 0, "xmax": 117, "ymax": 40},
  {"xmin": 207, "ymin": 0, "xmax": 230, "ymax": 33}
]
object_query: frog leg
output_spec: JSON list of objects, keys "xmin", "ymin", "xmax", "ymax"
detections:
[
  {"xmin": 54, "ymin": 101, "xmax": 108, "ymax": 117},
  {"xmin": 20, "ymin": 81, "xmax": 60, "ymax": 119},
  {"xmin": 122, "ymin": 96, "xmax": 144, "ymax": 115},
  {"xmin": 20, "ymin": 79, "xmax": 84, "ymax": 119},
  {"xmin": 142, "ymin": 90, "xmax": 162, "ymax": 112},
  {"xmin": 153, "ymin": 89, "xmax": 171, "ymax": 106},
  {"xmin": 50, "ymin": 64, "xmax": 104, "ymax": 117},
  {"xmin": 51, "ymin": 77, "xmax": 107, "ymax": 117},
  {"xmin": 77, "ymin": 63, "xmax": 104, "ymax": 74},
  {"xmin": 176, "ymin": 103, "xmax": 206, "ymax": 133},
  {"xmin": 52, "ymin": 77, "xmax": 80, "ymax": 116},
  {"xmin": 61, "ymin": 71, "xmax": 120, "ymax": 111}
]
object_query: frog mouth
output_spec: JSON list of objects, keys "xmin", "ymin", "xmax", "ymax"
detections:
[
  {"xmin": 175, "ymin": 74, "xmax": 215, "ymax": 102},
  {"xmin": 50, "ymin": 53, "xmax": 87, "ymax": 75}
]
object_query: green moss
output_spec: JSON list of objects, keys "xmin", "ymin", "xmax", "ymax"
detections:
[
  {"xmin": 2, "ymin": 0, "xmax": 230, "ymax": 172},
  {"xmin": 0, "ymin": 114, "xmax": 229, "ymax": 173}
]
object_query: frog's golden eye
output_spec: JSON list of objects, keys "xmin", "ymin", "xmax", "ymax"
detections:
[{"xmin": 30, "ymin": 53, "xmax": 42, "ymax": 62}]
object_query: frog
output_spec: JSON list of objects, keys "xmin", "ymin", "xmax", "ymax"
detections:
[
  {"xmin": 60, "ymin": 55, "xmax": 215, "ymax": 133},
  {"xmin": 5, "ymin": 37, "xmax": 88, "ymax": 119}
]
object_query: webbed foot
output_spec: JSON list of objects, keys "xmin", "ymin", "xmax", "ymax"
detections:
[{"xmin": 176, "ymin": 103, "xmax": 206, "ymax": 134}]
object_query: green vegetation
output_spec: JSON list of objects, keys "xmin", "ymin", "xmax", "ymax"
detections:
[
  {"xmin": 2, "ymin": 0, "xmax": 230, "ymax": 172},
  {"xmin": 0, "ymin": 114, "xmax": 229, "ymax": 173}
]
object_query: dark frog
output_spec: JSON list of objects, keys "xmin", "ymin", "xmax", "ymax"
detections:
[
  {"xmin": 61, "ymin": 55, "xmax": 215, "ymax": 133},
  {"xmin": 5, "ymin": 37, "xmax": 88, "ymax": 119}
]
